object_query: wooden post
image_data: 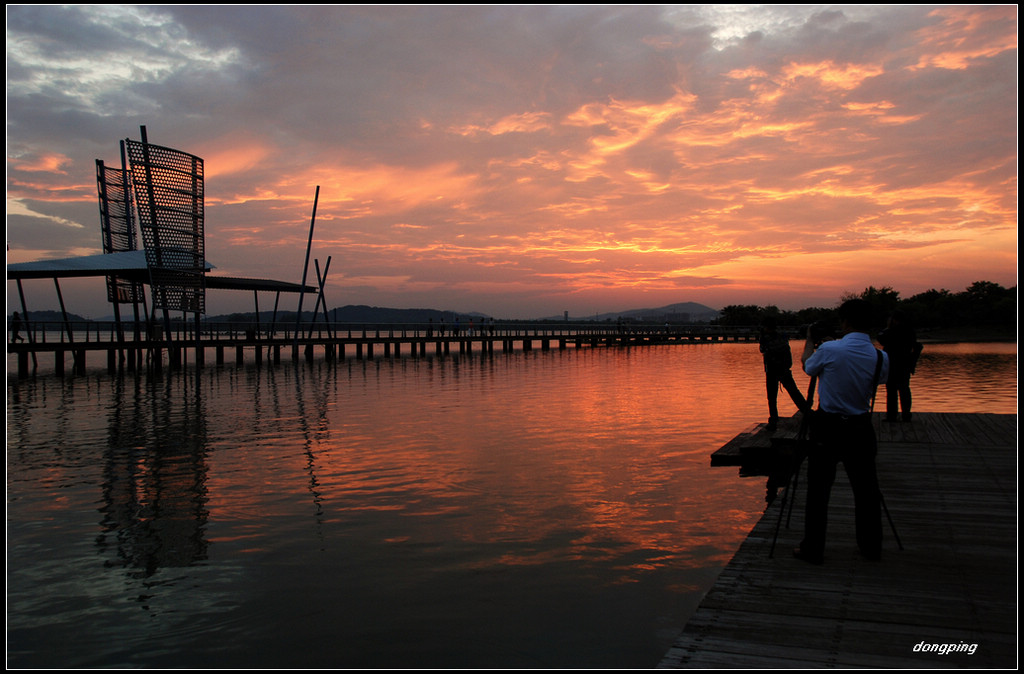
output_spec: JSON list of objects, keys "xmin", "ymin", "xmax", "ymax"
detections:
[{"xmin": 16, "ymin": 279, "xmax": 38, "ymax": 372}]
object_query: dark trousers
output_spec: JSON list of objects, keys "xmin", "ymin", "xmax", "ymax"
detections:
[
  {"xmin": 886, "ymin": 367, "xmax": 912, "ymax": 420},
  {"xmin": 801, "ymin": 412, "xmax": 882, "ymax": 559},
  {"xmin": 766, "ymin": 368, "xmax": 807, "ymax": 419}
]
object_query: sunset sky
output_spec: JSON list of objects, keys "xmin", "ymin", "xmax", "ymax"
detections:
[{"xmin": 6, "ymin": 5, "xmax": 1018, "ymax": 320}]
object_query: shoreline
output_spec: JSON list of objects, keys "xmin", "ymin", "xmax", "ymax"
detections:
[{"xmin": 914, "ymin": 326, "xmax": 1016, "ymax": 344}]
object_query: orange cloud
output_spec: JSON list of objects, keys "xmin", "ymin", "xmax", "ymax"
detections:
[
  {"xmin": 204, "ymin": 143, "xmax": 273, "ymax": 179},
  {"xmin": 782, "ymin": 61, "xmax": 884, "ymax": 90},
  {"xmin": 6, "ymin": 178, "xmax": 95, "ymax": 203},
  {"xmin": 451, "ymin": 111, "xmax": 554, "ymax": 136},
  {"xmin": 558, "ymin": 90, "xmax": 700, "ymax": 183},
  {"xmin": 913, "ymin": 6, "xmax": 1018, "ymax": 70},
  {"xmin": 7, "ymin": 151, "xmax": 72, "ymax": 174},
  {"xmin": 209, "ymin": 158, "xmax": 480, "ymax": 221}
]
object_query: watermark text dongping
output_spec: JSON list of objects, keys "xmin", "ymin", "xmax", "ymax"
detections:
[{"xmin": 913, "ymin": 641, "xmax": 977, "ymax": 655}]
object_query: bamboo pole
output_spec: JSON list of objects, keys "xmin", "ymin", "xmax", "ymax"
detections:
[{"xmin": 294, "ymin": 186, "xmax": 320, "ymax": 351}]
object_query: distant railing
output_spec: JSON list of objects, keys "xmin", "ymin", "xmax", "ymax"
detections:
[
  {"xmin": 7, "ymin": 319, "xmax": 771, "ymax": 379},
  {"xmin": 9, "ymin": 319, "xmax": 764, "ymax": 346}
]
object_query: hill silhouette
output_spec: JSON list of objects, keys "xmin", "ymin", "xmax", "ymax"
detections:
[
  {"xmin": 11, "ymin": 303, "xmax": 720, "ymax": 325},
  {"xmin": 206, "ymin": 302, "xmax": 720, "ymax": 324},
  {"xmin": 563, "ymin": 302, "xmax": 719, "ymax": 323}
]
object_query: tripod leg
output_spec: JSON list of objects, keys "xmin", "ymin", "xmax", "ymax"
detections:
[
  {"xmin": 769, "ymin": 454, "xmax": 803, "ymax": 558},
  {"xmin": 786, "ymin": 458, "xmax": 803, "ymax": 528},
  {"xmin": 880, "ymin": 491, "xmax": 903, "ymax": 550},
  {"xmin": 768, "ymin": 474, "xmax": 791, "ymax": 558},
  {"xmin": 771, "ymin": 379, "xmax": 817, "ymax": 557}
]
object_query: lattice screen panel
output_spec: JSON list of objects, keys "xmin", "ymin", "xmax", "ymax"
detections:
[
  {"xmin": 125, "ymin": 139, "xmax": 206, "ymax": 313},
  {"xmin": 96, "ymin": 159, "xmax": 144, "ymax": 304}
]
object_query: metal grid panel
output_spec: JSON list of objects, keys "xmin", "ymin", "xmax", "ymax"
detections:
[
  {"xmin": 125, "ymin": 139, "xmax": 206, "ymax": 313},
  {"xmin": 96, "ymin": 160, "xmax": 144, "ymax": 304}
]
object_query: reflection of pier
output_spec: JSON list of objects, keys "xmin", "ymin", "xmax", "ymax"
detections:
[
  {"xmin": 8, "ymin": 321, "xmax": 760, "ymax": 378},
  {"xmin": 97, "ymin": 375, "xmax": 209, "ymax": 575}
]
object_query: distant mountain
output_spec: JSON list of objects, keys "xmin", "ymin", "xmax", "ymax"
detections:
[
  {"xmin": 558, "ymin": 302, "xmax": 720, "ymax": 323},
  {"xmin": 323, "ymin": 305, "xmax": 485, "ymax": 323},
  {"xmin": 202, "ymin": 305, "xmax": 484, "ymax": 325},
  {"xmin": 64, "ymin": 302, "xmax": 719, "ymax": 325},
  {"xmin": 8, "ymin": 310, "xmax": 91, "ymax": 323},
  {"xmin": 193, "ymin": 302, "xmax": 721, "ymax": 324},
  {"xmin": 317, "ymin": 303, "xmax": 719, "ymax": 324}
]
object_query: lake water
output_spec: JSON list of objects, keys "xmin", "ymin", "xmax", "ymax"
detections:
[{"xmin": 6, "ymin": 340, "xmax": 1017, "ymax": 668}]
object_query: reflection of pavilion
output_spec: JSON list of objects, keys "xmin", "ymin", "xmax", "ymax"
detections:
[
  {"xmin": 98, "ymin": 374, "xmax": 211, "ymax": 576},
  {"xmin": 7, "ymin": 126, "xmax": 318, "ymax": 370}
]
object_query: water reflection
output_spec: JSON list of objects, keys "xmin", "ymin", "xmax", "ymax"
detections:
[
  {"xmin": 6, "ymin": 342, "xmax": 1016, "ymax": 668},
  {"xmin": 97, "ymin": 375, "xmax": 209, "ymax": 575}
]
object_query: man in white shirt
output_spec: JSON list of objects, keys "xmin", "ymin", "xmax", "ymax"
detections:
[{"xmin": 794, "ymin": 299, "xmax": 889, "ymax": 564}]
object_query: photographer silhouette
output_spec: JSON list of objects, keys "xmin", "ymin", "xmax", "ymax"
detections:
[
  {"xmin": 878, "ymin": 311, "xmax": 923, "ymax": 422},
  {"xmin": 759, "ymin": 317, "xmax": 808, "ymax": 432},
  {"xmin": 794, "ymin": 299, "xmax": 889, "ymax": 565}
]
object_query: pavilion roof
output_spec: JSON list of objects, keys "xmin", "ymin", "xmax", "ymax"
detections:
[{"xmin": 7, "ymin": 251, "xmax": 316, "ymax": 293}]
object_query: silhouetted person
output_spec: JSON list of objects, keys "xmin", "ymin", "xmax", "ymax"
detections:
[
  {"xmin": 759, "ymin": 317, "xmax": 807, "ymax": 432},
  {"xmin": 10, "ymin": 311, "xmax": 26, "ymax": 342},
  {"xmin": 795, "ymin": 299, "xmax": 889, "ymax": 565},
  {"xmin": 878, "ymin": 311, "xmax": 923, "ymax": 422}
]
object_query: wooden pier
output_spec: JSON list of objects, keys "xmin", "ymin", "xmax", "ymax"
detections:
[
  {"xmin": 7, "ymin": 322, "xmax": 759, "ymax": 378},
  {"xmin": 660, "ymin": 412, "xmax": 1017, "ymax": 669}
]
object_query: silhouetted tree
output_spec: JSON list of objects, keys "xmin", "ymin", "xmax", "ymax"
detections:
[
  {"xmin": 847, "ymin": 286, "xmax": 901, "ymax": 329},
  {"xmin": 710, "ymin": 281, "xmax": 1013, "ymax": 336},
  {"xmin": 716, "ymin": 305, "xmax": 764, "ymax": 326},
  {"xmin": 901, "ymin": 288, "xmax": 955, "ymax": 328}
]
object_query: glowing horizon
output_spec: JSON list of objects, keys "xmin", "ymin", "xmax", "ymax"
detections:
[{"xmin": 6, "ymin": 5, "xmax": 1017, "ymax": 319}]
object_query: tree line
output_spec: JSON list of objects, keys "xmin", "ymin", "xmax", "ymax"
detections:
[{"xmin": 714, "ymin": 281, "xmax": 1017, "ymax": 333}]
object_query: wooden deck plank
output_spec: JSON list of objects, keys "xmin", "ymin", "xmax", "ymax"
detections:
[{"xmin": 660, "ymin": 412, "xmax": 1017, "ymax": 669}]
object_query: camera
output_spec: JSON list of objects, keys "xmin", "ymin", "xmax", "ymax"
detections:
[{"xmin": 803, "ymin": 320, "xmax": 835, "ymax": 346}]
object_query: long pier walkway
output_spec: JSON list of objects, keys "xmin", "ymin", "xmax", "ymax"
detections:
[
  {"xmin": 660, "ymin": 412, "xmax": 1017, "ymax": 669},
  {"xmin": 7, "ymin": 322, "xmax": 758, "ymax": 378}
]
